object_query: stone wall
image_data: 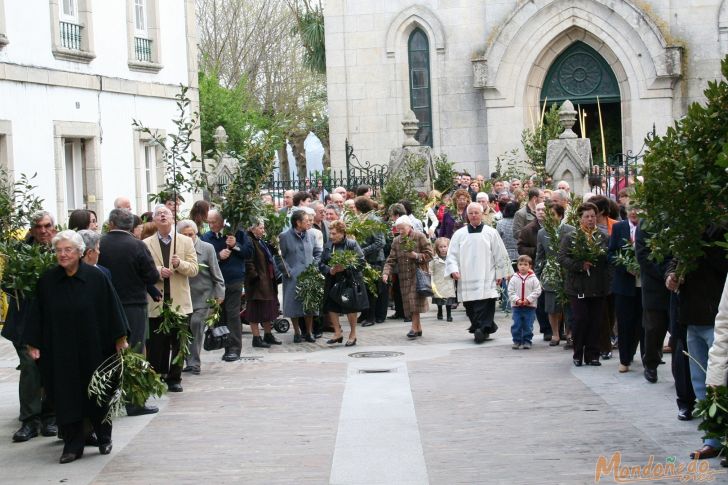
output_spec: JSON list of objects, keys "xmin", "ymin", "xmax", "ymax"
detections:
[{"xmin": 325, "ymin": 0, "xmax": 727, "ymax": 177}]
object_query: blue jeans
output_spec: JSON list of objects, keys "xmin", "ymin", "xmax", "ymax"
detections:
[
  {"xmin": 686, "ymin": 325, "xmax": 721, "ymax": 449},
  {"xmin": 511, "ymin": 307, "xmax": 535, "ymax": 344}
]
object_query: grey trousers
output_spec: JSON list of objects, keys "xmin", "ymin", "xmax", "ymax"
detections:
[
  {"xmin": 122, "ymin": 304, "xmax": 148, "ymax": 353},
  {"xmin": 186, "ymin": 307, "xmax": 210, "ymax": 369},
  {"xmin": 222, "ymin": 281, "xmax": 243, "ymax": 354}
]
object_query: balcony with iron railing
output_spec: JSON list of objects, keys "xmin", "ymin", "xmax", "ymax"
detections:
[
  {"xmin": 134, "ymin": 37, "xmax": 152, "ymax": 62},
  {"xmin": 60, "ymin": 21, "xmax": 81, "ymax": 51}
]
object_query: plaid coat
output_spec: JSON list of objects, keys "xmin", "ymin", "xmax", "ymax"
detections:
[{"xmin": 383, "ymin": 230, "xmax": 434, "ymax": 316}]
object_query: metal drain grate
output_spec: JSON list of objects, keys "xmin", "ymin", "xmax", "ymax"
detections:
[
  {"xmin": 239, "ymin": 356, "xmax": 263, "ymax": 361},
  {"xmin": 348, "ymin": 351, "xmax": 404, "ymax": 358}
]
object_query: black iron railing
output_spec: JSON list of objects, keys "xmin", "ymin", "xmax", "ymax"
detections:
[{"xmin": 588, "ymin": 124, "xmax": 656, "ymax": 196}]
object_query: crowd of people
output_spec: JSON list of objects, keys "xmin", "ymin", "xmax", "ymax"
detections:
[{"xmin": 1, "ymin": 171, "xmax": 727, "ymax": 466}]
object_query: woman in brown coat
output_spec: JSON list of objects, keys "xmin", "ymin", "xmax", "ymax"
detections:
[
  {"xmin": 383, "ymin": 216, "xmax": 434, "ymax": 338},
  {"xmin": 244, "ymin": 220, "xmax": 282, "ymax": 348}
]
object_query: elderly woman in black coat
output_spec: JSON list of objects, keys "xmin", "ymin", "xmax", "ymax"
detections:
[{"xmin": 25, "ymin": 230, "xmax": 129, "ymax": 464}]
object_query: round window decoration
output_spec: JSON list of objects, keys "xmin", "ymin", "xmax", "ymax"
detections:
[{"xmin": 557, "ymin": 52, "xmax": 603, "ymax": 97}]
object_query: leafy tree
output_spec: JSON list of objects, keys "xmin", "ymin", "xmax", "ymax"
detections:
[
  {"xmin": 635, "ymin": 56, "xmax": 728, "ymax": 277},
  {"xmin": 521, "ymin": 103, "xmax": 563, "ymax": 180},
  {"xmin": 198, "ymin": 71, "xmax": 272, "ymax": 155},
  {"xmin": 288, "ymin": 0, "xmax": 326, "ymax": 75}
]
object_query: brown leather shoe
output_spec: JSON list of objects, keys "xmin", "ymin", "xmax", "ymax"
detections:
[{"xmin": 689, "ymin": 445, "xmax": 720, "ymax": 460}]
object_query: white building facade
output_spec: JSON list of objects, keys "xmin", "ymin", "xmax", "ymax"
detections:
[
  {"xmin": 325, "ymin": 0, "xmax": 728, "ymax": 176},
  {"xmin": 0, "ymin": 0, "xmax": 199, "ymax": 220}
]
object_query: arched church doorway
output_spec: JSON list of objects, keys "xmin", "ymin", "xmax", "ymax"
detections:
[{"xmin": 540, "ymin": 41, "xmax": 622, "ymax": 164}]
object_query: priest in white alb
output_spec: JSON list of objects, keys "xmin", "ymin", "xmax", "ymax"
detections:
[{"xmin": 445, "ymin": 203, "xmax": 514, "ymax": 343}]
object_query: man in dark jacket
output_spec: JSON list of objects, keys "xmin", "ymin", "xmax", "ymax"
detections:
[
  {"xmin": 608, "ymin": 208, "xmax": 643, "ymax": 373},
  {"xmin": 201, "ymin": 209, "xmax": 252, "ymax": 362},
  {"xmin": 98, "ymin": 208, "xmax": 160, "ymax": 416},
  {"xmin": 518, "ymin": 202, "xmax": 550, "ymax": 339},
  {"xmin": 666, "ymin": 224, "xmax": 728, "ymax": 460},
  {"xmin": 635, "ymin": 222, "xmax": 694, "ymax": 417},
  {"xmin": 1, "ymin": 211, "xmax": 57, "ymax": 442}
]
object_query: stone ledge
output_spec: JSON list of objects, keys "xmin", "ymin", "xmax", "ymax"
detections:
[
  {"xmin": 51, "ymin": 47, "xmax": 96, "ymax": 64},
  {"xmin": 0, "ymin": 62, "xmax": 184, "ymax": 100},
  {"xmin": 128, "ymin": 60, "xmax": 164, "ymax": 74}
]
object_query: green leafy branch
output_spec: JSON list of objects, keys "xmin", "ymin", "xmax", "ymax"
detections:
[
  {"xmin": 204, "ymin": 298, "xmax": 222, "ymax": 328},
  {"xmin": 328, "ymin": 249, "xmax": 361, "ymax": 270},
  {"xmin": 570, "ymin": 229, "xmax": 606, "ymax": 275},
  {"xmin": 342, "ymin": 212, "xmax": 388, "ymax": 244},
  {"xmin": 634, "ymin": 56, "xmax": 728, "ymax": 278},
  {"xmin": 295, "ymin": 263, "xmax": 325, "ymax": 314},
  {"xmin": 613, "ymin": 242, "xmax": 640, "ymax": 276},
  {"xmin": 362, "ymin": 263, "xmax": 381, "ymax": 298},
  {"xmin": 133, "ymin": 85, "xmax": 208, "ymax": 207},
  {"xmin": 88, "ymin": 348, "xmax": 167, "ymax": 424},
  {"xmin": 156, "ymin": 302, "xmax": 192, "ymax": 367},
  {"xmin": 0, "ymin": 169, "xmax": 57, "ymax": 306}
]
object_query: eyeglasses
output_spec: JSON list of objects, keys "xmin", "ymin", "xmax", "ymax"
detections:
[
  {"xmin": 54, "ymin": 247, "xmax": 77, "ymax": 255},
  {"xmin": 34, "ymin": 223, "xmax": 53, "ymax": 230}
]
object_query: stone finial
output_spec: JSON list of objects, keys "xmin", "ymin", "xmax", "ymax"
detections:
[
  {"xmin": 213, "ymin": 126, "xmax": 228, "ymax": 147},
  {"xmin": 402, "ymin": 110, "xmax": 420, "ymax": 147},
  {"xmin": 558, "ymin": 100, "xmax": 578, "ymax": 140}
]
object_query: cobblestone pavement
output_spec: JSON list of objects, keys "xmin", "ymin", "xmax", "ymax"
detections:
[{"xmin": 0, "ymin": 307, "xmax": 721, "ymax": 484}]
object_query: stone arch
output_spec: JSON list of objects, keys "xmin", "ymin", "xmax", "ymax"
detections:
[
  {"xmin": 385, "ymin": 5, "xmax": 446, "ymax": 58},
  {"xmin": 720, "ymin": 0, "xmax": 728, "ymax": 56},
  {"xmin": 479, "ymin": 0, "xmax": 682, "ymax": 105},
  {"xmin": 524, "ymin": 28, "xmax": 632, "ymax": 150}
]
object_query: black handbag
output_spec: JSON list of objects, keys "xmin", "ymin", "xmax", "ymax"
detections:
[
  {"xmin": 331, "ymin": 273, "xmax": 369, "ymax": 312},
  {"xmin": 203, "ymin": 324, "xmax": 230, "ymax": 351},
  {"xmin": 415, "ymin": 267, "xmax": 434, "ymax": 297}
]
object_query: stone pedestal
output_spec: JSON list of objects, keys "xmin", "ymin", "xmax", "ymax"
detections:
[
  {"xmin": 388, "ymin": 111, "xmax": 433, "ymax": 192},
  {"xmin": 545, "ymin": 100, "xmax": 593, "ymax": 195}
]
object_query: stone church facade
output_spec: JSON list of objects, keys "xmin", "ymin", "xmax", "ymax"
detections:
[{"xmin": 324, "ymin": 0, "xmax": 728, "ymax": 175}]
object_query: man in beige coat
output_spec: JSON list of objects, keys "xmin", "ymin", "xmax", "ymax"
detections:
[{"xmin": 144, "ymin": 205, "xmax": 198, "ymax": 392}]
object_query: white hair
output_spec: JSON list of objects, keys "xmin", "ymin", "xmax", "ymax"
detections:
[
  {"xmin": 31, "ymin": 210, "xmax": 55, "ymax": 226},
  {"xmin": 77, "ymin": 229, "xmax": 101, "ymax": 254},
  {"xmin": 176, "ymin": 219, "xmax": 198, "ymax": 234},
  {"xmin": 52, "ymin": 229, "xmax": 85, "ymax": 255},
  {"xmin": 475, "ymin": 192, "xmax": 489, "ymax": 202},
  {"xmin": 467, "ymin": 202, "xmax": 484, "ymax": 213},
  {"xmin": 153, "ymin": 204, "xmax": 171, "ymax": 216}
]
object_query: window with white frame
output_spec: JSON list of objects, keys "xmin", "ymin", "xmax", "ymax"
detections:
[
  {"xmin": 64, "ymin": 139, "xmax": 87, "ymax": 211},
  {"xmin": 134, "ymin": 0, "xmax": 147, "ymax": 36},
  {"xmin": 60, "ymin": 0, "xmax": 79, "ymax": 22},
  {"xmin": 50, "ymin": 0, "xmax": 95, "ymax": 62},
  {"xmin": 143, "ymin": 143, "xmax": 156, "ymax": 211},
  {"xmin": 127, "ymin": 0, "xmax": 162, "ymax": 71}
]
